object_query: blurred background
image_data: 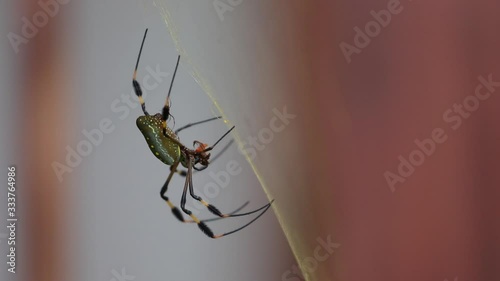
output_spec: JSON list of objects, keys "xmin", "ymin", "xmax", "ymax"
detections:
[
  {"xmin": 1, "ymin": 1, "xmax": 500, "ymax": 281},
  {"xmin": 0, "ymin": 1, "xmax": 294, "ymax": 281}
]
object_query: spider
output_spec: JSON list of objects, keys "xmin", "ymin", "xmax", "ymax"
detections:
[{"xmin": 131, "ymin": 29, "xmax": 273, "ymax": 239}]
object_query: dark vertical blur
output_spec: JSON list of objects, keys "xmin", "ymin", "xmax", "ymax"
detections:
[
  {"xmin": 20, "ymin": 1, "xmax": 72, "ymax": 281},
  {"xmin": 268, "ymin": 0, "xmax": 500, "ymax": 280}
]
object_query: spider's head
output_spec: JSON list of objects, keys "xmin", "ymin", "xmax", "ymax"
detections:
[
  {"xmin": 197, "ymin": 155, "xmax": 210, "ymax": 167},
  {"xmin": 193, "ymin": 141, "xmax": 210, "ymax": 167}
]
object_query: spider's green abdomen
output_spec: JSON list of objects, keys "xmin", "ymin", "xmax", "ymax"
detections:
[{"xmin": 136, "ymin": 115, "xmax": 181, "ymax": 165}]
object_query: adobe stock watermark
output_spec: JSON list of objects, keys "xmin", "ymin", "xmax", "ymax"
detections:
[
  {"xmin": 51, "ymin": 64, "xmax": 170, "ymax": 182},
  {"xmin": 213, "ymin": 0, "xmax": 244, "ymax": 21},
  {"xmin": 339, "ymin": 0, "xmax": 404, "ymax": 63},
  {"xmin": 110, "ymin": 268, "xmax": 135, "ymax": 281},
  {"xmin": 384, "ymin": 74, "xmax": 500, "ymax": 192},
  {"xmin": 239, "ymin": 106, "xmax": 296, "ymax": 160},
  {"xmin": 281, "ymin": 235, "xmax": 340, "ymax": 281},
  {"xmin": 186, "ymin": 106, "xmax": 297, "ymax": 215},
  {"xmin": 7, "ymin": 0, "xmax": 72, "ymax": 54}
]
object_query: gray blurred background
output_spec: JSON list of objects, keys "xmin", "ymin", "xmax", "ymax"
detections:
[{"xmin": 0, "ymin": 1, "xmax": 295, "ymax": 281}]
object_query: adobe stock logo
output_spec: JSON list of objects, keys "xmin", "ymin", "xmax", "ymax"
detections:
[
  {"xmin": 213, "ymin": 0, "xmax": 244, "ymax": 21},
  {"xmin": 281, "ymin": 235, "xmax": 340, "ymax": 281},
  {"xmin": 7, "ymin": 0, "xmax": 71, "ymax": 54},
  {"xmin": 51, "ymin": 64, "xmax": 170, "ymax": 182},
  {"xmin": 384, "ymin": 74, "xmax": 500, "ymax": 192},
  {"xmin": 238, "ymin": 106, "xmax": 296, "ymax": 160},
  {"xmin": 185, "ymin": 106, "xmax": 297, "ymax": 215},
  {"xmin": 109, "ymin": 268, "xmax": 135, "ymax": 281},
  {"xmin": 339, "ymin": 0, "xmax": 404, "ymax": 63}
]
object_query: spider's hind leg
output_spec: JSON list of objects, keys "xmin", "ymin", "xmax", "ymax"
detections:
[{"xmin": 180, "ymin": 156, "xmax": 273, "ymax": 239}]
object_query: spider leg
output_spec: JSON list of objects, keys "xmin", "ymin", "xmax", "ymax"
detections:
[
  {"xmin": 161, "ymin": 55, "xmax": 180, "ymax": 131},
  {"xmin": 184, "ymin": 201, "xmax": 250, "ymax": 223},
  {"xmin": 132, "ymin": 29, "xmax": 149, "ymax": 115},
  {"xmin": 187, "ymin": 164, "xmax": 273, "ymax": 218},
  {"xmin": 175, "ymin": 116, "xmax": 223, "ymax": 135},
  {"xmin": 202, "ymin": 126, "xmax": 235, "ymax": 153},
  {"xmin": 176, "ymin": 139, "xmax": 234, "ymax": 176},
  {"xmin": 160, "ymin": 162, "xmax": 247, "ymax": 223},
  {"xmin": 159, "ymin": 162, "xmax": 187, "ymax": 222},
  {"xmin": 180, "ymin": 156, "xmax": 274, "ymax": 239}
]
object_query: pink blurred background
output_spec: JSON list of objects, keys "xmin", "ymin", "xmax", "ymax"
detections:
[{"xmin": 278, "ymin": 0, "xmax": 500, "ymax": 280}]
